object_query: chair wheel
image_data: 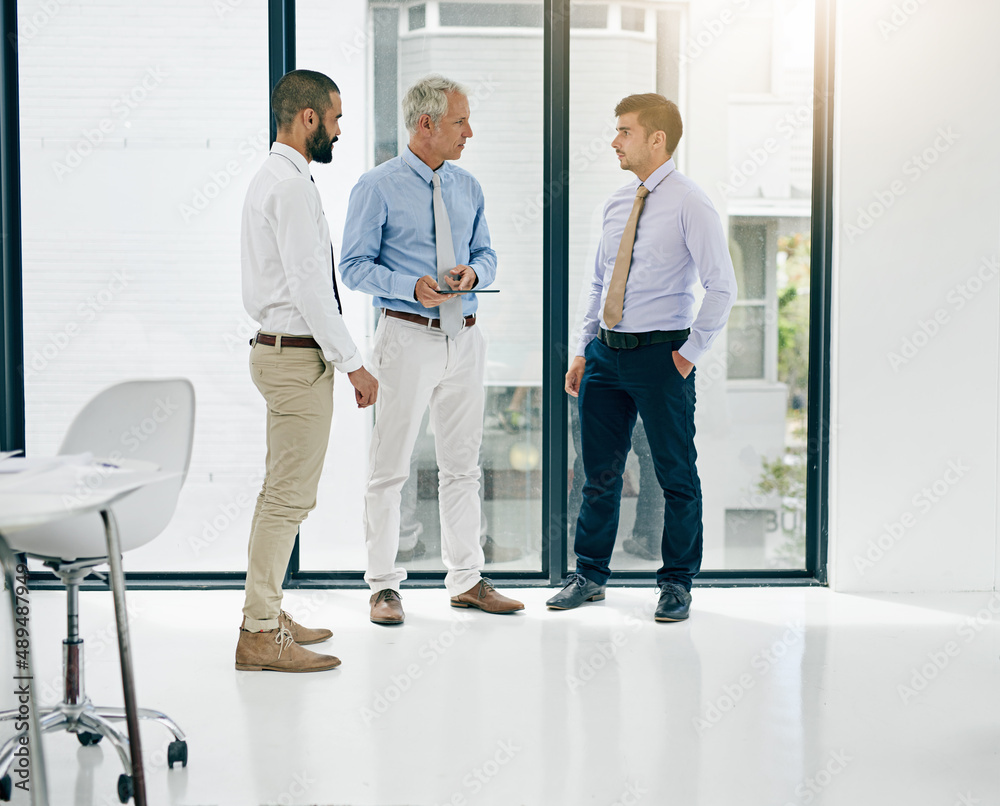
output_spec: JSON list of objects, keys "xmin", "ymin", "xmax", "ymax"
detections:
[
  {"xmin": 167, "ymin": 739, "xmax": 188, "ymax": 768},
  {"xmin": 117, "ymin": 773, "xmax": 133, "ymax": 803},
  {"xmin": 77, "ymin": 731, "xmax": 103, "ymax": 746},
  {"xmin": 0, "ymin": 773, "xmax": 11, "ymax": 802}
]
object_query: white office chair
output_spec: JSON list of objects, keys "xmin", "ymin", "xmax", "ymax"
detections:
[{"xmin": 0, "ymin": 379, "xmax": 195, "ymax": 804}]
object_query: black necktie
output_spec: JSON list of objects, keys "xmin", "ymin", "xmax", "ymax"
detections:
[{"xmin": 311, "ymin": 176, "xmax": 343, "ymax": 315}]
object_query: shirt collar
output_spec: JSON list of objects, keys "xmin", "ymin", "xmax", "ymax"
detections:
[
  {"xmin": 402, "ymin": 145, "xmax": 441, "ymax": 184},
  {"xmin": 270, "ymin": 142, "xmax": 310, "ymax": 177},
  {"xmin": 640, "ymin": 157, "xmax": 676, "ymax": 193}
]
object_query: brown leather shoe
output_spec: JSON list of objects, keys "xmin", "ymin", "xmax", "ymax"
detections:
[
  {"xmin": 370, "ymin": 589, "xmax": 404, "ymax": 625},
  {"xmin": 278, "ymin": 611, "xmax": 332, "ymax": 645},
  {"xmin": 450, "ymin": 579, "xmax": 525, "ymax": 614},
  {"xmin": 235, "ymin": 626, "xmax": 341, "ymax": 672}
]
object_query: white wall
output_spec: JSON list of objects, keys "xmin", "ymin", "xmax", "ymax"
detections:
[{"xmin": 831, "ymin": 0, "xmax": 1000, "ymax": 591}]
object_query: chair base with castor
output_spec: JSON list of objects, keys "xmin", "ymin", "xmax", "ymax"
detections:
[{"xmin": 0, "ymin": 559, "xmax": 188, "ymax": 804}]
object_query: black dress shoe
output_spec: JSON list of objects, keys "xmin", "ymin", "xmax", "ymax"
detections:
[
  {"xmin": 546, "ymin": 573, "xmax": 606, "ymax": 610},
  {"xmin": 396, "ymin": 539, "xmax": 426, "ymax": 562},
  {"xmin": 655, "ymin": 582, "xmax": 692, "ymax": 622}
]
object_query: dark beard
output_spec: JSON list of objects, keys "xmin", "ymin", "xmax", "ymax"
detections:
[{"xmin": 307, "ymin": 121, "xmax": 336, "ymax": 164}]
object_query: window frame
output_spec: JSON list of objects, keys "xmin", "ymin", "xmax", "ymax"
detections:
[{"xmin": 1, "ymin": 0, "xmax": 834, "ymax": 591}]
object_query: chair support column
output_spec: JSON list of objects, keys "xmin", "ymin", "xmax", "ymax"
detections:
[{"xmin": 63, "ymin": 573, "xmax": 83, "ymax": 706}]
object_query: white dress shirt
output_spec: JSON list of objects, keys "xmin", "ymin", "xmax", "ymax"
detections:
[{"xmin": 241, "ymin": 142, "xmax": 362, "ymax": 372}]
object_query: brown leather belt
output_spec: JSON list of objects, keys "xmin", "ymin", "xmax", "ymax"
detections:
[
  {"xmin": 383, "ymin": 309, "xmax": 476, "ymax": 329},
  {"xmin": 251, "ymin": 333, "xmax": 321, "ymax": 349}
]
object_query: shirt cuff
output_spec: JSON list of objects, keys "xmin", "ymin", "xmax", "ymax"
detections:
[
  {"xmin": 331, "ymin": 350, "xmax": 364, "ymax": 374},
  {"xmin": 394, "ymin": 274, "xmax": 420, "ymax": 301},
  {"xmin": 677, "ymin": 341, "xmax": 702, "ymax": 365},
  {"xmin": 576, "ymin": 334, "xmax": 596, "ymax": 356}
]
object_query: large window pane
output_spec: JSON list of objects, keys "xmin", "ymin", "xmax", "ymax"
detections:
[
  {"xmin": 567, "ymin": 0, "xmax": 814, "ymax": 572},
  {"xmin": 18, "ymin": 0, "xmax": 269, "ymax": 572},
  {"xmin": 297, "ymin": 0, "xmax": 545, "ymax": 574}
]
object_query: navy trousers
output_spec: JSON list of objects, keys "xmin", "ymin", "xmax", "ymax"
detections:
[{"xmin": 574, "ymin": 337, "xmax": 702, "ymax": 589}]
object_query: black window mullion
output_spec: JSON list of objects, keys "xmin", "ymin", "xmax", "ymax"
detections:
[
  {"xmin": 805, "ymin": 0, "xmax": 836, "ymax": 583},
  {"xmin": 1, "ymin": 0, "xmax": 25, "ymax": 455},
  {"xmin": 543, "ymin": 0, "xmax": 571, "ymax": 585},
  {"xmin": 268, "ymin": 0, "xmax": 301, "ymax": 581},
  {"xmin": 268, "ymin": 0, "xmax": 295, "ymax": 147}
]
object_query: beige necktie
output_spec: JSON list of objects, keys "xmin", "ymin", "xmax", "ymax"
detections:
[
  {"xmin": 431, "ymin": 172, "xmax": 463, "ymax": 338},
  {"xmin": 603, "ymin": 184, "xmax": 650, "ymax": 329}
]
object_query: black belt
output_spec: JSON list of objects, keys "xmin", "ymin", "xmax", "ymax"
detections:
[
  {"xmin": 597, "ymin": 327, "xmax": 690, "ymax": 350},
  {"xmin": 251, "ymin": 333, "xmax": 321, "ymax": 349}
]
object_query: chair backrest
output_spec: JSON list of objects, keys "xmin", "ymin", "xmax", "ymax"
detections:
[{"xmin": 10, "ymin": 379, "xmax": 196, "ymax": 560}]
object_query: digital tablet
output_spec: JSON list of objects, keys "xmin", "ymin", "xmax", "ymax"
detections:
[{"xmin": 436, "ymin": 288, "xmax": 501, "ymax": 294}]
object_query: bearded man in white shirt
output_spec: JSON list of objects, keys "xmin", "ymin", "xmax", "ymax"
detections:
[{"xmin": 236, "ymin": 70, "xmax": 378, "ymax": 673}]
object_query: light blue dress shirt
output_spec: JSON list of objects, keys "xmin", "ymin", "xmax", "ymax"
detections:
[
  {"xmin": 340, "ymin": 146, "xmax": 497, "ymax": 317},
  {"xmin": 577, "ymin": 158, "xmax": 738, "ymax": 365}
]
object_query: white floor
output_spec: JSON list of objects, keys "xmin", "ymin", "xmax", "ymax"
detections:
[{"xmin": 1, "ymin": 586, "xmax": 998, "ymax": 806}]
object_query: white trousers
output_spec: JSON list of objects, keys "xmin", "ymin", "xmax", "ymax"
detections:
[{"xmin": 364, "ymin": 315, "xmax": 487, "ymax": 596}]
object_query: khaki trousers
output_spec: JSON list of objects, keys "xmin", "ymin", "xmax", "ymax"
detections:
[{"xmin": 243, "ymin": 335, "xmax": 334, "ymax": 631}]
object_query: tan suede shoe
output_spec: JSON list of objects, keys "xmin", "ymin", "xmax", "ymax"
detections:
[
  {"xmin": 370, "ymin": 589, "xmax": 405, "ymax": 625},
  {"xmin": 278, "ymin": 611, "xmax": 332, "ymax": 645},
  {"xmin": 450, "ymin": 579, "xmax": 525, "ymax": 614},
  {"xmin": 235, "ymin": 626, "xmax": 341, "ymax": 672}
]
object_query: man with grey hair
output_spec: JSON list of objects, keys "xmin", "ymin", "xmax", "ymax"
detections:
[{"xmin": 341, "ymin": 74, "xmax": 524, "ymax": 624}]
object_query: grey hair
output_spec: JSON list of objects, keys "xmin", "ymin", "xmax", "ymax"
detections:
[{"xmin": 402, "ymin": 74, "xmax": 468, "ymax": 134}]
